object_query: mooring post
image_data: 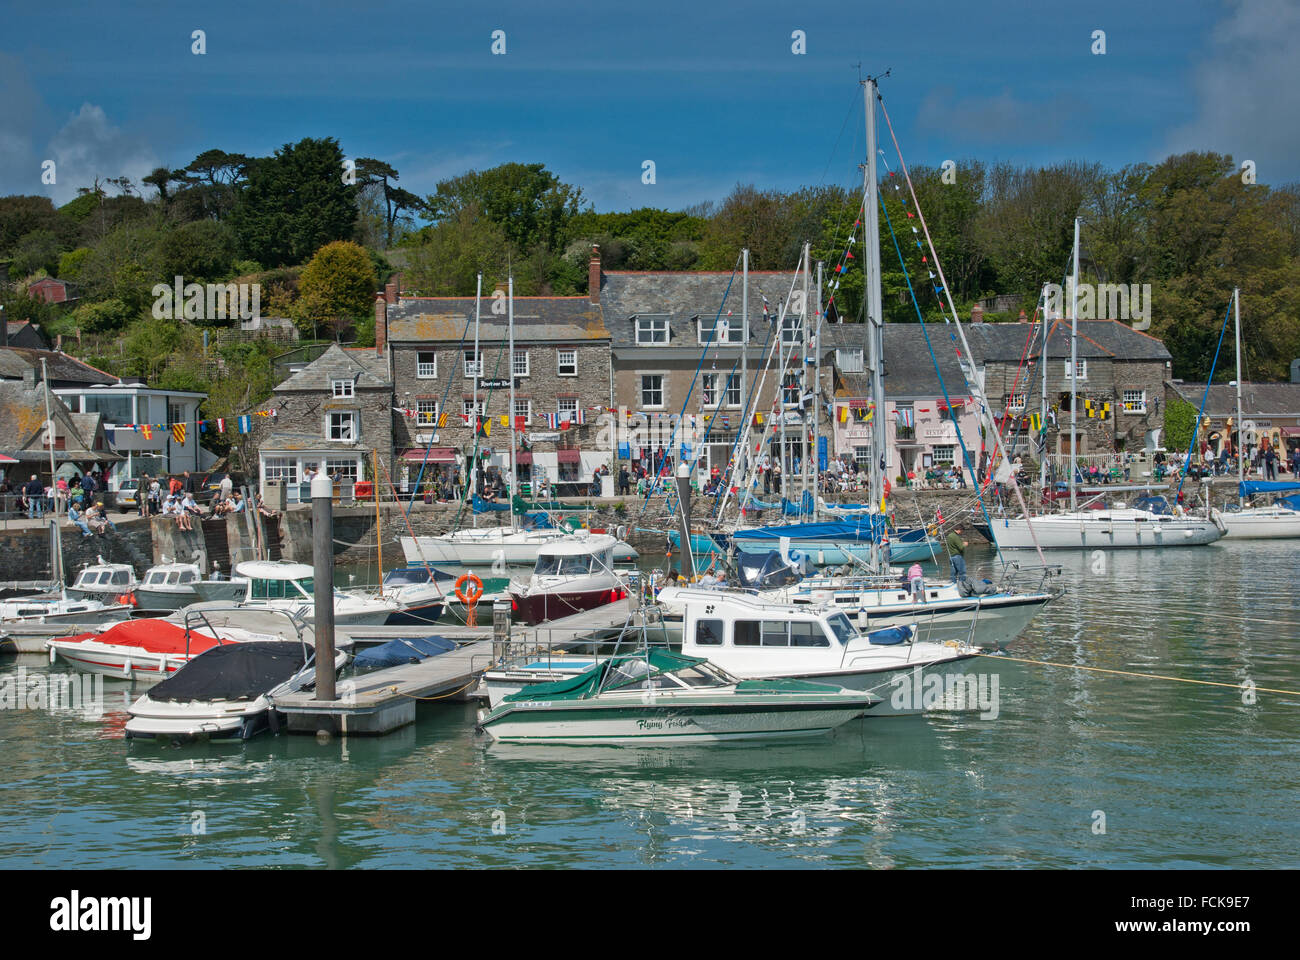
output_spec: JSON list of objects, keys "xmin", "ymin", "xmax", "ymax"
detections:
[
  {"xmin": 312, "ymin": 470, "xmax": 336, "ymax": 701},
  {"xmin": 674, "ymin": 462, "xmax": 695, "ymax": 580}
]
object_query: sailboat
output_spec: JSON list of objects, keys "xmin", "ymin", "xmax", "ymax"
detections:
[
  {"xmin": 1215, "ymin": 287, "xmax": 1300, "ymax": 538},
  {"xmin": 988, "ymin": 219, "xmax": 1222, "ymax": 550}
]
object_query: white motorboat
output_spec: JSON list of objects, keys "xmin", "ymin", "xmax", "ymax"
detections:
[
  {"xmin": 477, "ymin": 648, "xmax": 878, "ymax": 745},
  {"xmin": 182, "ymin": 560, "xmax": 400, "ymax": 625},
  {"xmin": 988, "ymin": 505, "xmax": 1223, "ymax": 549},
  {"xmin": 46, "ymin": 616, "xmax": 281, "ymax": 681},
  {"xmin": 668, "ymin": 588, "xmax": 980, "ymax": 716},
  {"xmin": 0, "ymin": 592, "xmax": 108, "ymax": 624},
  {"xmin": 133, "ymin": 561, "xmax": 203, "ymax": 610},
  {"xmin": 508, "ymin": 533, "xmax": 631, "ymax": 625},
  {"xmin": 125, "ymin": 641, "xmax": 347, "ymax": 741},
  {"xmin": 66, "ymin": 559, "xmax": 138, "ymax": 600},
  {"xmin": 400, "ymin": 527, "xmax": 639, "ymax": 568},
  {"xmin": 1217, "ymin": 502, "xmax": 1300, "ymax": 539}
]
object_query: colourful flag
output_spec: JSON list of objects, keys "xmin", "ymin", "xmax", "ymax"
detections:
[
  {"xmin": 216, "ymin": 418, "xmax": 225, "ymax": 433},
  {"xmin": 237, "ymin": 415, "xmax": 252, "ymax": 434},
  {"xmin": 172, "ymin": 423, "xmax": 186, "ymax": 444},
  {"xmin": 576, "ymin": 408, "xmax": 586, "ymax": 426},
  {"xmin": 437, "ymin": 412, "xmax": 447, "ymax": 428},
  {"xmin": 141, "ymin": 424, "xmax": 152, "ymax": 440}
]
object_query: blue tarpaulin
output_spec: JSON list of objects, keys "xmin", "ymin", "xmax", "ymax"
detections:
[
  {"xmin": 472, "ymin": 494, "xmax": 510, "ymax": 513},
  {"xmin": 353, "ymin": 636, "xmax": 457, "ymax": 673},
  {"xmin": 1239, "ymin": 481, "xmax": 1300, "ymax": 498},
  {"xmin": 866, "ymin": 625, "xmax": 912, "ymax": 646}
]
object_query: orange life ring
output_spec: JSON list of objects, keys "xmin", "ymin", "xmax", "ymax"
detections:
[{"xmin": 454, "ymin": 572, "xmax": 483, "ymax": 605}]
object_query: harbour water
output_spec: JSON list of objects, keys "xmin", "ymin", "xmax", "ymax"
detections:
[{"xmin": 2, "ymin": 541, "xmax": 1297, "ymax": 868}]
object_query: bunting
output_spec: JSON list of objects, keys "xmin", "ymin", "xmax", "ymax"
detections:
[
  {"xmin": 237, "ymin": 415, "xmax": 252, "ymax": 434},
  {"xmin": 171, "ymin": 423, "xmax": 186, "ymax": 444}
]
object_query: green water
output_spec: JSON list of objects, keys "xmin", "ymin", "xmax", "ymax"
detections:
[{"xmin": 2, "ymin": 542, "xmax": 1298, "ymax": 868}]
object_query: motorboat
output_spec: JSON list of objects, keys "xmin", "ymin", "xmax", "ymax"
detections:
[
  {"xmin": 182, "ymin": 560, "xmax": 401, "ymax": 625},
  {"xmin": 508, "ymin": 533, "xmax": 631, "ymax": 625},
  {"xmin": 989, "ymin": 500, "xmax": 1223, "ymax": 549},
  {"xmin": 377, "ymin": 565, "xmax": 512, "ymax": 626},
  {"xmin": 476, "ymin": 648, "xmax": 878, "ymax": 745},
  {"xmin": 0, "ymin": 592, "xmax": 109, "ymax": 625},
  {"xmin": 124, "ymin": 641, "xmax": 347, "ymax": 741},
  {"xmin": 133, "ymin": 561, "xmax": 202, "ymax": 611},
  {"xmin": 1216, "ymin": 486, "xmax": 1300, "ymax": 539},
  {"xmin": 45, "ymin": 616, "xmax": 282, "ymax": 681},
  {"xmin": 663, "ymin": 587, "xmax": 980, "ymax": 715},
  {"xmin": 66, "ymin": 559, "xmax": 138, "ymax": 600}
]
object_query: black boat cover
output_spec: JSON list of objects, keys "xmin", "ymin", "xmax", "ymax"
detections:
[
  {"xmin": 148, "ymin": 641, "xmax": 307, "ymax": 702},
  {"xmin": 352, "ymin": 635, "xmax": 457, "ymax": 672},
  {"xmin": 733, "ymin": 550, "xmax": 803, "ymax": 589}
]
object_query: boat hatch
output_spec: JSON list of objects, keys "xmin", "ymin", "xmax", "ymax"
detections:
[{"xmin": 250, "ymin": 577, "xmax": 314, "ymax": 600}]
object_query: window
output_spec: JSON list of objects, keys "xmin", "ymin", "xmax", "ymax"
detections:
[
  {"xmin": 1122, "ymin": 389, "xmax": 1146, "ymax": 413},
  {"xmin": 464, "ymin": 350, "xmax": 482, "ymax": 377},
  {"xmin": 1007, "ymin": 393, "xmax": 1026, "ymax": 412},
  {"xmin": 513, "ymin": 350, "xmax": 529, "ymax": 377},
  {"xmin": 514, "ymin": 399, "xmax": 531, "ymax": 425},
  {"xmin": 325, "ymin": 459, "xmax": 358, "ymax": 483},
  {"xmin": 635, "ymin": 316, "xmax": 669, "ymax": 344},
  {"xmin": 641, "ymin": 375, "xmax": 664, "ymax": 408},
  {"xmin": 168, "ymin": 403, "xmax": 184, "ymax": 426},
  {"xmin": 701, "ymin": 374, "xmax": 718, "ymax": 406},
  {"xmin": 790, "ymin": 622, "xmax": 829, "ymax": 647},
  {"xmin": 331, "ymin": 379, "xmax": 354, "ymax": 398},
  {"xmin": 327, "ymin": 411, "xmax": 357, "ymax": 442},
  {"xmin": 851, "ymin": 406, "xmax": 873, "ymax": 424},
  {"xmin": 895, "ymin": 402, "xmax": 915, "ymax": 441},
  {"xmin": 695, "ymin": 618, "xmax": 724, "ymax": 647},
  {"xmin": 781, "ymin": 314, "xmax": 803, "ymax": 345},
  {"xmin": 724, "ymin": 374, "xmax": 741, "ymax": 407},
  {"xmin": 825, "ymin": 613, "xmax": 857, "ymax": 645},
  {"xmin": 1065, "ymin": 359, "xmax": 1087, "ymax": 381},
  {"xmin": 854, "ymin": 446, "xmax": 871, "ymax": 468},
  {"xmin": 557, "ymin": 397, "xmax": 579, "ymax": 424},
  {"xmin": 264, "ymin": 457, "xmax": 297, "ymax": 484},
  {"xmin": 781, "ymin": 372, "xmax": 800, "ymax": 406},
  {"xmin": 932, "ymin": 445, "xmax": 955, "ymax": 466},
  {"xmin": 836, "ymin": 348, "xmax": 864, "ymax": 373},
  {"xmin": 734, "ymin": 620, "xmax": 761, "ymax": 646},
  {"xmin": 697, "ymin": 317, "xmax": 744, "ymax": 344},
  {"xmin": 556, "ymin": 349, "xmax": 577, "ymax": 376},
  {"xmin": 462, "ymin": 399, "xmax": 485, "ymax": 420},
  {"xmin": 416, "ymin": 352, "xmax": 437, "ymax": 378},
  {"xmin": 416, "ymin": 400, "xmax": 439, "ymax": 426}
]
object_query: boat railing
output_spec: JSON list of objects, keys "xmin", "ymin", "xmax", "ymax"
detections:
[
  {"xmin": 181, "ymin": 605, "xmax": 311, "ymax": 659},
  {"xmin": 994, "ymin": 561, "xmax": 1064, "ymax": 596}
]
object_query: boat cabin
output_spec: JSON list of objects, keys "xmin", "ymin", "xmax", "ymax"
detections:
[
  {"xmin": 531, "ymin": 534, "xmax": 618, "ymax": 580},
  {"xmin": 72, "ymin": 563, "xmax": 136, "ymax": 591},
  {"xmin": 141, "ymin": 563, "xmax": 200, "ymax": 589},
  {"xmin": 231, "ymin": 561, "xmax": 316, "ymax": 602}
]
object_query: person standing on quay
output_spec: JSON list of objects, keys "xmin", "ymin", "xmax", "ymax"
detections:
[{"xmin": 946, "ymin": 526, "xmax": 968, "ymax": 582}]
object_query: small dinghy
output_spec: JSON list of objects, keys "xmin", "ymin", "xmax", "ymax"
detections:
[{"xmin": 124, "ymin": 641, "xmax": 345, "ymax": 741}]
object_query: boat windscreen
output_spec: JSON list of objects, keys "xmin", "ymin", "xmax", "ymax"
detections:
[{"xmin": 825, "ymin": 613, "xmax": 858, "ymax": 646}]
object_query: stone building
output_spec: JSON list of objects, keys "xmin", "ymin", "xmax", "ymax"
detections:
[
  {"xmin": 1166, "ymin": 380, "xmax": 1300, "ymax": 460},
  {"xmin": 376, "ymin": 273, "xmax": 612, "ymax": 494},
  {"xmin": 252, "ymin": 344, "xmax": 392, "ymax": 504}
]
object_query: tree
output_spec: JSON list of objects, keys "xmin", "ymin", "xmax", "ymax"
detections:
[
  {"xmin": 232, "ymin": 138, "xmax": 356, "ymax": 268},
  {"xmin": 403, "ymin": 205, "xmax": 517, "ymax": 297},
  {"xmin": 427, "ymin": 163, "xmax": 585, "ymax": 255},
  {"xmin": 293, "ymin": 240, "xmax": 376, "ymax": 337},
  {"xmin": 9, "ymin": 229, "xmax": 62, "ymax": 277},
  {"xmin": 356, "ymin": 158, "xmax": 431, "ymax": 247},
  {"xmin": 155, "ymin": 219, "xmax": 237, "ymax": 284}
]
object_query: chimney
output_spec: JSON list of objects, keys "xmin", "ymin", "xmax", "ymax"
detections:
[
  {"xmin": 384, "ymin": 276, "xmax": 399, "ymax": 305},
  {"xmin": 971, "ymin": 303, "xmax": 984, "ymax": 324},
  {"xmin": 588, "ymin": 245, "xmax": 601, "ymax": 305},
  {"xmin": 374, "ymin": 293, "xmax": 387, "ymax": 357},
  {"xmin": 1017, "ymin": 309, "xmax": 1028, "ymax": 323}
]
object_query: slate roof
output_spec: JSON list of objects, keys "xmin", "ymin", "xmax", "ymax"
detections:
[
  {"xmin": 274, "ymin": 343, "xmax": 390, "ymax": 393},
  {"xmin": 1168, "ymin": 381, "xmax": 1300, "ymax": 418},
  {"xmin": 599, "ymin": 271, "xmax": 804, "ymax": 348},
  {"xmin": 962, "ymin": 319, "xmax": 1171, "ymax": 362},
  {"xmin": 0, "ymin": 380, "xmax": 120, "ymax": 462},
  {"xmin": 387, "ymin": 296, "xmax": 607, "ymax": 344},
  {"xmin": 825, "ymin": 324, "xmax": 973, "ymax": 399},
  {"xmin": 0, "ymin": 346, "xmax": 116, "ymax": 386}
]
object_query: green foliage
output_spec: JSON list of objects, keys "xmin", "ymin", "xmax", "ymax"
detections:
[
  {"xmin": 1164, "ymin": 393, "xmax": 1198, "ymax": 451},
  {"xmin": 10, "ymin": 229, "xmax": 61, "ymax": 276},
  {"xmin": 68, "ymin": 297, "xmax": 136, "ymax": 334},
  {"xmin": 294, "ymin": 240, "xmax": 376, "ymax": 336},
  {"xmin": 404, "ymin": 205, "xmax": 517, "ymax": 296},
  {"xmin": 58, "ymin": 246, "xmax": 94, "ymax": 281},
  {"xmin": 427, "ymin": 162, "xmax": 584, "ymax": 256},
  {"xmin": 156, "ymin": 219, "xmax": 237, "ymax": 283},
  {"xmin": 232, "ymin": 138, "xmax": 357, "ymax": 268}
]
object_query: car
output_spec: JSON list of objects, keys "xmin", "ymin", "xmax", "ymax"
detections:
[{"xmin": 112, "ymin": 478, "xmax": 142, "ymax": 510}]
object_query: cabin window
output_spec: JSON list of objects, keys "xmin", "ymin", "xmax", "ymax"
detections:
[
  {"xmin": 695, "ymin": 618, "xmax": 724, "ymax": 646},
  {"xmin": 178, "ymin": 571, "xmax": 194, "ymax": 584},
  {"xmin": 110, "ymin": 571, "xmax": 129, "ymax": 585},
  {"xmin": 166, "ymin": 572, "xmax": 180, "ymax": 584},
  {"xmin": 293, "ymin": 577, "xmax": 315, "ymax": 597},
  {"xmin": 734, "ymin": 620, "xmax": 761, "ymax": 646},
  {"xmin": 790, "ymin": 622, "xmax": 828, "ymax": 647},
  {"xmin": 251, "ymin": 578, "xmax": 290, "ymax": 600},
  {"xmin": 761, "ymin": 621, "xmax": 789, "ymax": 647},
  {"xmin": 825, "ymin": 614, "xmax": 857, "ymax": 645},
  {"xmin": 558, "ymin": 555, "xmax": 591, "ymax": 576}
]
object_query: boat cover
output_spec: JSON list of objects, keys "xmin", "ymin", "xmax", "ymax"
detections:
[
  {"xmin": 54, "ymin": 619, "xmax": 225, "ymax": 655},
  {"xmin": 733, "ymin": 518, "xmax": 887, "ymax": 543},
  {"xmin": 472, "ymin": 494, "xmax": 510, "ymax": 513},
  {"xmin": 503, "ymin": 650, "xmax": 709, "ymax": 702},
  {"xmin": 734, "ymin": 550, "xmax": 803, "ymax": 589},
  {"xmin": 146, "ymin": 641, "xmax": 307, "ymax": 702},
  {"xmin": 353, "ymin": 635, "xmax": 457, "ymax": 672},
  {"xmin": 1279, "ymin": 495, "xmax": 1300, "ymax": 511},
  {"xmin": 781, "ymin": 491, "xmax": 816, "ymax": 516},
  {"xmin": 1133, "ymin": 495, "xmax": 1172, "ymax": 515},
  {"xmin": 866, "ymin": 625, "xmax": 912, "ymax": 646},
  {"xmin": 384, "ymin": 566, "xmax": 456, "ymax": 587},
  {"xmin": 1240, "ymin": 481, "xmax": 1300, "ymax": 497}
]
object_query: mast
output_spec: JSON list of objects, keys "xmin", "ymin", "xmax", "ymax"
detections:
[
  {"xmin": 801, "ymin": 241, "xmax": 811, "ymax": 506},
  {"xmin": 472, "ymin": 272, "xmax": 482, "ymax": 499},
  {"xmin": 1039, "ymin": 283, "xmax": 1050, "ymax": 491},
  {"xmin": 1069, "ymin": 217, "xmax": 1080, "ymax": 513},
  {"xmin": 1235, "ymin": 286, "xmax": 1243, "ymax": 506},
  {"xmin": 863, "ymin": 77, "xmax": 886, "ymax": 551},
  {"xmin": 741, "ymin": 248, "xmax": 749, "ymax": 488},
  {"xmin": 507, "ymin": 275, "xmax": 518, "ymax": 533},
  {"xmin": 814, "ymin": 259, "xmax": 823, "ymax": 522},
  {"xmin": 40, "ymin": 357, "xmax": 58, "ymax": 516}
]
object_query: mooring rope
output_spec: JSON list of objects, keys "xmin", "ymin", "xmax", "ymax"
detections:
[{"xmin": 973, "ymin": 651, "xmax": 1300, "ymax": 697}]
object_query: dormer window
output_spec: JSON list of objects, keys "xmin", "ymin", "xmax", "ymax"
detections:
[
  {"xmin": 635, "ymin": 316, "xmax": 669, "ymax": 345},
  {"xmin": 332, "ymin": 379, "xmax": 355, "ymax": 398},
  {"xmin": 697, "ymin": 317, "xmax": 744, "ymax": 345}
]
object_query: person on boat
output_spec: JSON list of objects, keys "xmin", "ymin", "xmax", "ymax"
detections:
[
  {"xmin": 67, "ymin": 501, "xmax": 93, "ymax": 537},
  {"xmin": 907, "ymin": 562, "xmax": 925, "ymax": 602},
  {"xmin": 946, "ymin": 527, "xmax": 968, "ymax": 582}
]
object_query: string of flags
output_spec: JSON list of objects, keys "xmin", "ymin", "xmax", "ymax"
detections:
[
  {"xmin": 1083, "ymin": 399, "xmax": 1111, "ymax": 420},
  {"xmin": 120, "ymin": 409, "xmax": 276, "ymax": 437}
]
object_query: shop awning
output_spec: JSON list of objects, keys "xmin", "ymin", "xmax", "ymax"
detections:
[
  {"xmin": 514, "ymin": 451, "xmax": 534, "ymax": 465},
  {"xmin": 1280, "ymin": 426, "xmax": 1300, "ymax": 437},
  {"xmin": 400, "ymin": 447, "xmax": 457, "ymax": 463},
  {"xmin": 556, "ymin": 448, "xmax": 581, "ymax": 463}
]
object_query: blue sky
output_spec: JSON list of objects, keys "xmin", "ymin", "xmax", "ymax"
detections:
[{"xmin": 2, "ymin": 0, "xmax": 1296, "ymax": 212}]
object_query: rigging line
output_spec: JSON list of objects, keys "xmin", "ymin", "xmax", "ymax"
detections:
[
  {"xmin": 875, "ymin": 91, "xmax": 1046, "ymax": 567},
  {"xmin": 877, "ymin": 188, "xmax": 1004, "ymax": 566},
  {"xmin": 715, "ymin": 317, "xmax": 779, "ymax": 521},
  {"xmin": 971, "ymin": 651, "xmax": 1300, "ymax": 698},
  {"xmin": 1175, "ymin": 296, "xmax": 1234, "ymax": 502},
  {"xmin": 406, "ymin": 305, "xmax": 477, "ymax": 517},
  {"xmin": 446, "ymin": 332, "xmax": 512, "ymax": 533}
]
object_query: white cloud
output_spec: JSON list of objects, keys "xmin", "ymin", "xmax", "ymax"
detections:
[
  {"xmin": 1165, "ymin": 0, "xmax": 1300, "ymax": 183},
  {"xmin": 45, "ymin": 103, "xmax": 157, "ymax": 205}
]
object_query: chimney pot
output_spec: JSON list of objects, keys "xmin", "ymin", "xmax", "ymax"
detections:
[
  {"xmin": 588, "ymin": 245, "xmax": 601, "ymax": 305},
  {"xmin": 971, "ymin": 303, "xmax": 985, "ymax": 324},
  {"xmin": 374, "ymin": 293, "xmax": 387, "ymax": 357}
]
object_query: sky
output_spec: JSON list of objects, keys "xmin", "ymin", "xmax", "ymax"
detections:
[{"xmin": 1, "ymin": 0, "xmax": 1297, "ymax": 212}]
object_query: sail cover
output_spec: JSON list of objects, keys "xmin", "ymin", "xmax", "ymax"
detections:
[{"xmin": 1239, "ymin": 481, "xmax": 1300, "ymax": 497}]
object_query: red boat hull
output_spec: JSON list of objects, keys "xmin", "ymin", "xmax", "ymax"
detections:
[{"xmin": 509, "ymin": 587, "xmax": 627, "ymax": 625}]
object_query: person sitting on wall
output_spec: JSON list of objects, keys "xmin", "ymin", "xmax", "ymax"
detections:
[
  {"xmin": 67, "ymin": 501, "xmax": 93, "ymax": 537},
  {"xmin": 87, "ymin": 502, "xmax": 115, "ymax": 535},
  {"xmin": 230, "ymin": 492, "xmax": 246, "ymax": 513}
]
